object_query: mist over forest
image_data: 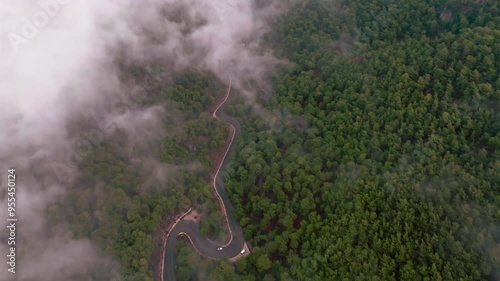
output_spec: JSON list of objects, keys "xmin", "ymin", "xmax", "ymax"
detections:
[{"xmin": 0, "ymin": 0, "xmax": 498, "ymax": 281}]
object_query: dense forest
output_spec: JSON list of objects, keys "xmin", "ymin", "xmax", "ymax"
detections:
[
  {"xmin": 221, "ymin": 1, "xmax": 500, "ymax": 280},
  {"xmin": 46, "ymin": 70, "xmax": 229, "ymax": 280},
  {"xmin": 46, "ymin": 0, "xmax": 498, "ymax": 280},
  {"xmin": 173, "ymin": 0, "xmax": 500, "ymax": 279},
  {"xmin": 221, "ymin": 0, "xmax": 499, "ymax": 280}
]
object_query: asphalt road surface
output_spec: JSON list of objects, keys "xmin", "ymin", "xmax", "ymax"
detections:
[{"xmin": 163, "ymin": 81, "xmax": 246, "ymax": 281}]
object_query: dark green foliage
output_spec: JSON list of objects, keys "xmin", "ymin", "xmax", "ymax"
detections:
[
  {"xmin": 160, "ymin": 116, "xmax": 228, "ymax": 165},
  {"xmin": 226, "ymin": 0, "xmax": 500, "ymax": 280},
  {"xmin": 167, "ymin": 71, "xmax": 217, "ymax": 114},
  {"xmin": 174, "ymin": 237, "xmax": 216, "ymax": 281},
  {"xmin": 45, "ymin": 0, "xmax": 500, "ymax": 279},
  {"xmin": 47, "ymin": 141, "xmax": 211, "ymax": 280},
  {"xmin": 46, "ymin": 70, "xmax": 228, "ymax": 280}
]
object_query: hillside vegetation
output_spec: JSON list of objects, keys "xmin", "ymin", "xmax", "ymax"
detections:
[{"xmin": 224, "ymin": 1, "xmax": 499, "ymax": 280}]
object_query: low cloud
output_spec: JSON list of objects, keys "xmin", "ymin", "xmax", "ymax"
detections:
[{"xmin": 0, "ymin": 0, "xmax": 292, "ymax": 280}]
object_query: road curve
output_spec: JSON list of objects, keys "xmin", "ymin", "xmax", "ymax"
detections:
[{"xmin": 162, "ymin": 79, "xmax": 246, "ymax": 281}]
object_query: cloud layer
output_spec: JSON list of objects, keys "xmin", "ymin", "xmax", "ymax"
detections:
[{"xmin": 0, "ymin": 0, "xmax": 289, "ymax": 280}]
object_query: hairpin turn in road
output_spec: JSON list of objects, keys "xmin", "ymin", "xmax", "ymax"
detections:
[{"xmin": 161, "ymin": 78, "xmax": 248, "ymax": 281}]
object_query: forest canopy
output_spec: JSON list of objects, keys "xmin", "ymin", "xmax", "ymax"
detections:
[
  {"xmin": 221, "ymin": 0, "xmax": 499, "ymax": 280},
  {"xmin": 47, "ymin": 0, "xmax": 499, "ymax": 280}
]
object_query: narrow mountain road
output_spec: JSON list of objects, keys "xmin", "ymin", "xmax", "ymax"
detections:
[{"xmin": 162, "ymin": 79, "xmax": 247, "ymax": 281}]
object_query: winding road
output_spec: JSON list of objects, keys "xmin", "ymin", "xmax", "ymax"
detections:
[{"xmin": 162, "ymin": 79, "xmax": 247, "ymax": 281}]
